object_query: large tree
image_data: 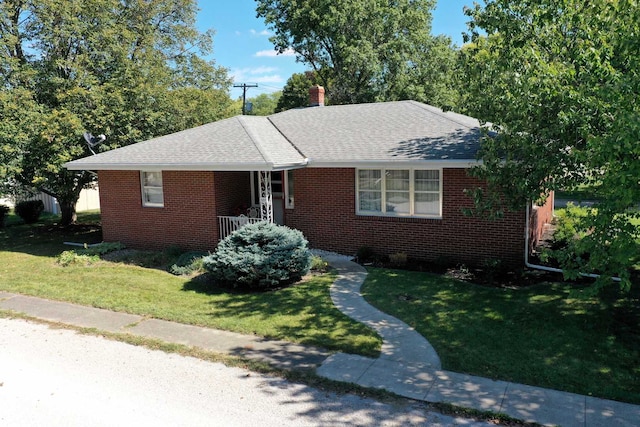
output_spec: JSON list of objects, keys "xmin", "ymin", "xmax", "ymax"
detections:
[
  {"xmin": 275, "ymin": 71, "xmax": 321, "ymax": 111},
  {"xmin": 0, "ymin": 0, "xmax": 232, "ymax": 225},
  {"xmin": 256, "ymin": 0, "xmax": 458, "ymax": 106},
  {"xmin": 246, "ymin": 91, "xmax": 282, "ymax": 116},
  {"xmin": 461, "ymin": 0, "xmax": 640, "ymax": 290}
]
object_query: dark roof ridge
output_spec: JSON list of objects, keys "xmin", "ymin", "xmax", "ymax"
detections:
[
  {"xmin": 405, "ymin": 101, "xmax": 479, "ymax": 130},
  {"xmin": 266, "ymin": 115, "xmax": 307, "ymax": 160}
]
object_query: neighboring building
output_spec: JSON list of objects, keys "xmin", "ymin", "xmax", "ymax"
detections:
[
  {"xmin": 0, "ymin": 187, "xmax": 100, "ymax": 214},
  {"xmin": 65, "ymin": 86, "xmax": 552, "ymax": 267}
]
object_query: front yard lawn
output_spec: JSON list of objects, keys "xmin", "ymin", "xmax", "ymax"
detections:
[
  {"xmin": 362, "ymin": 268, "xmax": 640, "ymax": 404},
  {"xmin": 0, "ymin": 212, "xmax": 381, "ymax": 356},
  {"xmin": 3, "ymin": 211, "xmax": 638, "ymax": 405}
]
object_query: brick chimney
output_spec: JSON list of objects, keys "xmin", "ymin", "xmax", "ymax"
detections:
[{"xmin": 309, "ymin": 85, "xmax": 325, "ymax": 107}]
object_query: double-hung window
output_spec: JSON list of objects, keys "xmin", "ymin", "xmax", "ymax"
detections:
[
  {"xmin": 357, "ymin": 168, "xmax": 441, "ymax": 217},
  {"xmin": 413, "ymin": 170, "xmax": 440, "ymax": 215},
  {"xmin": 141, "ymin": 171, "xmax": 164, "ymax": 207}
]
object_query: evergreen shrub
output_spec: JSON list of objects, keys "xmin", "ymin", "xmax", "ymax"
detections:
[
  {"xmin": 0, "ymin": 204, "xmax": 9, "ymax": 228},
  {"xmin": 203, "ymin": 222, "xmax": 311, "ymax": 290},
  {"xmin": 15, "ymin": 200, "xmax": 44, "ymax": 224}
]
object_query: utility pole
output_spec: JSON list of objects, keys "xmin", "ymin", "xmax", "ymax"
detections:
[{"xmin": 234, "ymin": 83, "xmax": 258, "ymax": 115}]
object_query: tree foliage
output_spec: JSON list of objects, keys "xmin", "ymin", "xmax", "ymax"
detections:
[
  {"xmin": 0, "ymin": 0, "xmax": 232, "ymax": 224},
  {"xmin": 461, "ymin": 0, "xmax": 640, "ymax": 290},
  {"xmin": 276, "ymin": 71, "xmax": 321, "ymax": 112},
  {"xmin": 203, "ymin": 222, "xmax": 311, "ymax": 291},
  {"xmin": 246, "ymin": 91, "xmax": 282, "ymax": 116},
  {"xmin": 256, "ymin": 0, "xmax": 458, "ymax": 107}
]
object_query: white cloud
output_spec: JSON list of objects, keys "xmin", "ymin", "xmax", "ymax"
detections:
[
  {"xmin": 255, "ymin": 48, "xmax": 296, "ymax": 58},
  {"xmin": 250, "ymin": 29, "xmax": 272, "ymax": 37},
  {"xmin": 231, "ymin": 67, "xmax": 284, "ymax": 85},
  {"xmin": 253, "ymin": 74, "xmax": 284, "ymax": 84}
]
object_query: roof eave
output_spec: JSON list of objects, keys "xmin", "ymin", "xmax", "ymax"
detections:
[
  {"xmin": 63, "ymin": 159, "xmax": 309, "ymax": 172},
  {"xmin": 305, "ymin": 159, "xmax": 482, "ymax": 169}
]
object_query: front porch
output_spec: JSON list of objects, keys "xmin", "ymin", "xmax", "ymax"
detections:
[
  {"xmin": 218, "ymin": 215, "xmax": 264, "ymax": 241},
  {"xmin": 216, "ymin": 170, "xmax": 294, "ymax": 241}
]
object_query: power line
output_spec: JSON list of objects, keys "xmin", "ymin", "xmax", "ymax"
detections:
[
  {"xmin": 233, "ymin": 83, "xmax": 258, "ymax": 115},
  {"xmin": 258, "ymin": 84, "xmax": 285, "ymax": 91}
]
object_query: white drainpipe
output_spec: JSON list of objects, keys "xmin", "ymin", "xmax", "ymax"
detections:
[{"xmin": 524, "ymin": 202, "xmax": 621, "ymax": 282}]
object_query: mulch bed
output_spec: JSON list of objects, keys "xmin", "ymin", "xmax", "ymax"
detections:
[{"xmin": 358, "ymin": 257, "xmax": 565, "ymax": 289}]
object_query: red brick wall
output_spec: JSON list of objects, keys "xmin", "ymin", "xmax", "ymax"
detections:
[
  {"xmin": 98, "ymin": 170, "xmax": 254, "ymax": 251},
  {"xmin": 214, "ymin": 171, "xmax": 252, "ymax": 216},
  {"xmin": 285, "ymin": 168, "xmax": 527, "ymax": 266},
  {"xmin": 98, "ymin": 170, "xmax": 219, "ymax": 251},
  {"xmin": 528, "ymin": 191, "xmax": 554, "ymax": 251},
  {"xmin": 98, "ymin": 168, "xmax": 536, "ymax": 265}
]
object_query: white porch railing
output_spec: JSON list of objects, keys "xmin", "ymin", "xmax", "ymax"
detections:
[{"xmin": 218, "ymin": 216, "xmax": 263, "ymax": 241}]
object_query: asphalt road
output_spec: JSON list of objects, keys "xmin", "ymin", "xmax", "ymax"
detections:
[{"xmin": 0, "ymin": 318, "xmax": 491, "ymax": 427}]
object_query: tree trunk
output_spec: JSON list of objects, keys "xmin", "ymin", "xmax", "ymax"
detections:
[{"xmin": 59, "ymin": 199, "xmax": 77, "ymax": 226}]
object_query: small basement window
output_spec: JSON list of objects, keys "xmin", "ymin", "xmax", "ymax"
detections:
[{"xmin": 141, "ymin": 171, "xmax": 164, "ymax": 207}]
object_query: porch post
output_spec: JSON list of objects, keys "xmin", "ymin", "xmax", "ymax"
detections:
[{"xmin": 259, "ymin": 170, "xmax": 273, "ymax": 223}]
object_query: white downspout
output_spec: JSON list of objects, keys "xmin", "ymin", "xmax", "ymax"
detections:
[{"xmin": 524, "ymin": 202, "xmax": 621, "ymax": 282}]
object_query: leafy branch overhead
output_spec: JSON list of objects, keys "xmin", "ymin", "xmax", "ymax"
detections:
[
  {"xmin": 256, "ymin": 0, "xmax": 459, "ymax": 107},
  {"xmin": 461, "ymin": 0, "xmax": 640, "ymax": 290},
  {"xmin": 0, "ymin": 0, "xmax": 233, "ymax": 225}
]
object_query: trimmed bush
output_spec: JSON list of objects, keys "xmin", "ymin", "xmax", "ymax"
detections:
[
  {"xmin": 203, "ymin": 222, "xmax": 311, "ymax": 290},
  {"xmin": 552, "ymin": 203, "xmax": 590, "ymax": 248},
  {"xmin": 0, "ymin": 204, "xmax": 10, "ymax": 228},
  {"xmin": 356, "ymin": 246, "xmax": 376, "ymax": 263},
  {"xmin": 309, "ymin": 255, "xmax": 329, "ymax": 273},
  {"xmin": 14, "ymin": 200, "xmax": 44, "ymax": 224}
]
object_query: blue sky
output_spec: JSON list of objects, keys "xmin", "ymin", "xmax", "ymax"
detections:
[{"xmin": 196, "ymin": 1, "xmax": 473, "ymax": 99}]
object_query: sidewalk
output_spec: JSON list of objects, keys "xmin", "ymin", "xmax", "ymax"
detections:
[
  {"xmin": 316, "ymin": 257, "xmax": 640, "ymax": 427},
  {"xmin": 1, "ymin": 256, "xmax": 639, "ymax": 427},
  {"xmin": 0, "ymin": 291, "xmax": 329, "ymax": 372}
]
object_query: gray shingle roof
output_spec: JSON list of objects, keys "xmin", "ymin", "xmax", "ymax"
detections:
[
  {"xmin": 65, "ymin": 116, "xmax": 306, "ymax": 171},
  {"xmin": 269, "ymin": 101, "xmax": 483, "ymax": 166},
  {"xmin": 65, "ymin": 100, "xmax": 483, "ymax": 171}
]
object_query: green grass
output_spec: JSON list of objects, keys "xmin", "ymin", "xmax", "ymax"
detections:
[
  {"xmin": 3, "ymin": 210, "xmax": 639, "ymax": 405},
  {"xmin": 362, "ymin": 268, "xmax": 640, "ymax": 404},
  {"xmin": 554, "ymin": 184, "xmax": 599, "ymax": 201},
  {"xmin": 0, "ymin": 211, "xmax": 381, "ymax": 356}
]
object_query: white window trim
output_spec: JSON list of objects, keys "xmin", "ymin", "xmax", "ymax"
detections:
[
  {"xmin": 356, "ymin": 168, "xmax": 442, "ymax": 218},
  {"xmin": 140, "ymin": 171, "xmax": 164, "ymax": 208},
  {"xmin": 285, "ymin": 170, "xmax": 294, "ymax": 209}
]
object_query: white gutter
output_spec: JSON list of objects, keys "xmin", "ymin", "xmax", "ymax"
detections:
[
  {"xmin": 63, "ymin": 160, "xmax": 309, "ymax": 172},
  {"xmin": 524, "ymin": 202, "xmax": 621, "ymax": 282},
  {"xmin": 305, "ymin": 159, "xmax": 482, "ymax": 169}
]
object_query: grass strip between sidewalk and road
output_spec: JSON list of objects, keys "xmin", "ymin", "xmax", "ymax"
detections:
[
  {"xmin": 0, "ymin": 311, "xmax": 538, "ymax": 427},
  {"xmin": 2, "ymin": 210, "xmax": 638, "ymax": 406},
  {"xmin": 0, "ymin": 211, "xmax": 381, "ymax": 357}
]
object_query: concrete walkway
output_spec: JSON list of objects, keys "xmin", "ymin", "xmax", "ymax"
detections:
[
  {"xmin": 315, "ymin": 256, "xmax": 639, "ymax": 427},
  {"xmin": 0, "ymin": 291, "xmax": 329, "ymax": 371},
  {"xmin": 1, "ymin": 257, "xmax": 639, "ymax": 427}
]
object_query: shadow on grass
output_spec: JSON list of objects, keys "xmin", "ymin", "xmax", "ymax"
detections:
[
  {"xmin": 182, "ymin": 273, "xmax": 382, "ymax": 357},
  {"xmin": 362, "ymin": 268, "xmax": 640, "ymax": 404},
  {"xmin": 0, "ymin": 221, "xmax": 103, "ymax": 257}
]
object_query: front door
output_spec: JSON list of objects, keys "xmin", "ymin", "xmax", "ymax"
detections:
[{"xmin": 271, "ymin": 171, "xmax": 285, "ymax": 225}]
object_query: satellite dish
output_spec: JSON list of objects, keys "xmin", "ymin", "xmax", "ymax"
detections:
[{"xmin": 83, "ymin": 132, "xmax": 106, "ymax": 155}]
